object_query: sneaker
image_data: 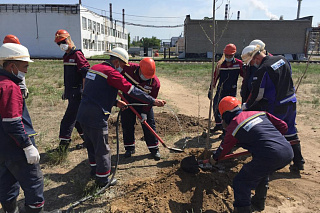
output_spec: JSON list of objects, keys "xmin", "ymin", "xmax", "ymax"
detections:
[
  {"xmin": 289, "ymin": 163, "xmax": 304, "ymax": 171},
  {"xmin": 124, "ymin": 150, "xmax": 135, "ymax": 158},
  {"xmin": 151, "ymin": 150, "xmax": 161, "ymax": 161},
  {"xmin": 210, "ymin": 125, "xmax": 223, "ymax": 133}
]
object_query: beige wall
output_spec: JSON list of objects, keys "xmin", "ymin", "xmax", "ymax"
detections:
[{"xmin": 184, "ymin": 16, "xmax": 312, "ymax": 57}]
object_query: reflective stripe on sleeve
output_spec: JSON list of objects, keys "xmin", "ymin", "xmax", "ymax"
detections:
[{"xmin": 2, "ymin": 117, "xmax": 22, "ymax": 122}]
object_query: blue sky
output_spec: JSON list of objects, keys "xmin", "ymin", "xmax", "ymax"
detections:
[{"xmin": 1, "ymin": 0, "xmax": 319, "ymax": 40}]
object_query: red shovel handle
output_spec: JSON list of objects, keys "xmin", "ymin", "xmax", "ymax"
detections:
[
  {"xmin": 117, "ymin": 92, "xmax": 168, "ymax": 148},
  {"xmin": 220, "ymin": 139, "xmax": 300, "ymax": 161}
]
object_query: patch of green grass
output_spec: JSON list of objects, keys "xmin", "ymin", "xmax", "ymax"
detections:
[{"xmin": 45, "ymin": 148, "xmax": 69, "ymax": 165}]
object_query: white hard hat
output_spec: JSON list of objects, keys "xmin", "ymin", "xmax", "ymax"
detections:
[
  {"xmin": 249, "ymin": 39, "xmax": 265, "ymax": 51},
  {"xmin": 106, "ymin": 47, "xmax": 129, "ymax": 65},
  {"xmin": 0, "ymin": 43, "xmax": 33, "ymax": 63},
  {"xmin": 241, "ymin": 45, "xmax": 261, "ymax": 64}
]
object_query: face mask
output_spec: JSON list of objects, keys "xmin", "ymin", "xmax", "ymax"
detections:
[
  {"xmin": 140, "ymin": 73, "xmax": 149, "ymax": 81},
  {"xmin": 60, "ymin": 43, "xmax": 69, "ymax": 51},
  {"xmin": 253, "ymin": 62, "xmax": 260, "ymax": 68},
  {"xmin": 12, "ymin": 64, "xmax": 25, "ymax": 80},
  {"xmin": 225, "ymin": 57, "xmax": 234, "ymax": 62},
  {"xmin": 115, "ymin": 65, "xmax": 123, "ymax": 73}
]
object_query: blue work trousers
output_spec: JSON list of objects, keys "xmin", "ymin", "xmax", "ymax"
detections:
[
  {"xmin": 59, "ymin": 95, "xmax": 83, "ymax": 139},
  {"xmin": 80, "ymin": 124, "xmax": 111, "ymax": 183},
  {"xmin": 121, "ymin": 107, "xmax": 159, "ymax": 151},
  {"xmin": 213, "ymin": 89, "xmax": 236, "ymax": 125},
  {"xmin": 274, "ymin": 102, "xmax": 305, "ymax": 166},
  {"xmin": 0, "ymin": 138, "xmax": 44, "ymax": 208},
  {"xmin": 233, "ymin": 152, "xmax": 292, "ymax": 207}
]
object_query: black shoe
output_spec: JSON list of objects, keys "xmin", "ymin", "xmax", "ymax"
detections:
[
  {"xmin": 289, "ymin": 163, "xmax": 304, "ymax": 171},
  {"xmin": 151, "ymin": 150, "xmax": 161, "ymax": 161},
  {"xmin": 233, "ymin": 206, "xmax": 252, "ymax": 213},
  {"xmin": 251, "ymin": 197, "xmax": 265, "ymax": 212},
  {"xmin": 124, "ymin": 150, "xmax": 135, "ymax": 158},
  {"xmin": 97, "ymin": 178, "xmax": 118, "ymax": 188},
  {"xmin": 57, "ymin": 139, "xmax": 71, "ymax": 153},
  {"xmin": 210, "ymin": 125, "xmax": 223, "ymax": 133},
  {"xmin": 75, "ymin": 142, "xmax": 86, "ymax": 149}
]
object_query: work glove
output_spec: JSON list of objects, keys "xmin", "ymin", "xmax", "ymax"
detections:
[
  {"xmin": 21, "ymin": 88, "xmax": 29, "ymax": 99},
  {"xmin": 241, "ymin": 103, "xmax": 247, "ymax": 110},
  {"xmin": 139, "ymin": 113, "xmax": 147, "ymax": 123},
  {"xmin": 23, "ymin": 145, "xmax": 40, "ymax": 164}
]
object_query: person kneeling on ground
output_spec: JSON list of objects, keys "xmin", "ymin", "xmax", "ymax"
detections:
[{"xmin": 209, "ymin": 96, "xmax": 293, "ymax": 213}]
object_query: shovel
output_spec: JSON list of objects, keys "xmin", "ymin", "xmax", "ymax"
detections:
[
  {"xmin": 182, "ymin": 139, "xmax": 300, "ymax": 173},
  {"xmin": 118, "ymin": 92, "xmax": 184, "ymax": 153}
]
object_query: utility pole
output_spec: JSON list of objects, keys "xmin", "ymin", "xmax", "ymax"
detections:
[
  {"xmin": 297, "ymin": 0, "xmax": 302, "ymax": 19},
  {"xmin": 206, "ymin": 0, "xmax": 216, "ymax": 155}
]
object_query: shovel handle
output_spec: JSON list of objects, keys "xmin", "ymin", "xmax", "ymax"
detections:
[
  {"xmin": 220, "ymin": 139, "xmax": 300, "ymax": 161},
  {"xmin": 117, "ymin": 92, "xmax": 168, "ymax": 148}
]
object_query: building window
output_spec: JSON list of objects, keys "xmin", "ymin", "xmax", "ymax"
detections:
[
  {"xmin": 93, "ymin": 21, "xmax": 96, "ymax": 33},
  {"xmin": 88, "ymin": 19, "xmax": 92, "ymax": 31},
  {"xmin": 82, "ymin": 17, "xmax": 87, "ymax": 30},
  {"xmin": 102, "ymin": 41, "xmax": 105, "ymax": 51},
  {"xmin": 89, "ymin": 41, "xmax": 94, "ymax": 50},
  {"xmin": 101, "ymin": 25, "xmax": 105, "ymax": 34},
  {"xmin": 98, "ymin": 41, "xmax": 101, "ymax": 51},
  {"xmin": 83, "ymin": 39, "xmax": 89, "ymax": 49},
  {"xmin": 97, "ymin": 23, "xmax": 100, "ymax": 34},
  {"xmin": 94, "ymin": 41, "xmax": 97, "ymax": 51},
  {"xmin": 106, "ymin": 41, "xmax": 109, "ymax": 50}
]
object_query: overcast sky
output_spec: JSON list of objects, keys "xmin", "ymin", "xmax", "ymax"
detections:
[{"xmin": 1, "ymin": 0, "xmax": 319, "ymax": 40}]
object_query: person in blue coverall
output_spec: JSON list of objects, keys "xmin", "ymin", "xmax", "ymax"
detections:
[
  {"xmin": 241, "ymin": 44, "xmax": 304, "ymax": 171},
  {"xmin": 120, "ymin": 58, "xmax": 162, "ymax": 160},
  {"xmin": 54, "ymin": 29, "xmax": 90, "ymax": 152},
  {"xmin": 0, "ymin": 43, "xmax": 45, "ymax": 213},
  {"xmin": 209, "ymin": 96, "xmax": 293, "ymax": 213},
  {"xmin": 76, "ymin": 47, "xmax": 166, "ymax": 187},
  {"xmin": 208, "ymin": 43, "xmax": 243, "ymax": 138}
]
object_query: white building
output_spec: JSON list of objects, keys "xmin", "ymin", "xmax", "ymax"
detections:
[{"xmin": 0, "ymin": 4, "xmax": 129, "ymax": 58}]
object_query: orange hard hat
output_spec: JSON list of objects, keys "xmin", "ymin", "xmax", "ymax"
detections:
[
  {"xmin": 140, "ymin": 57, "xmax": 156, "ymax": 79},
  {"xmin": 54, "ymin": 29, "xmax": 70, "ymax": 43},
  {"xmin": 219, "ymin": 96, "xmax": 241, "ymax": 116},
  {"xmin": 224, "ymin": 43, "xmax": 237, "ymax": 55},
  {"xmin": 3, "ymin": 34, "xmax": 21, "ymax": 44}
]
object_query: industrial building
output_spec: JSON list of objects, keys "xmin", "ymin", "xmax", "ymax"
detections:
[
  {"xmin": 184, "ymin": 15, "xmax": 313, "ymax": 59},
  {"xmin": 0, "ymin": 3, "xmax": 128, "ymax": 58}
]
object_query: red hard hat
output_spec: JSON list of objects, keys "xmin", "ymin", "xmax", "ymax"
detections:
[
  {"xmin": 54, "ymin": 29, "xmax": 70, "ymax": 43},
  {"xmin": 224, "ymin": 43, "xmax": 237, "ymax": 55},
  {"xmin": 140, "ymin": 57, "xmax": 156, "ymax": 79},
  {"xmin": 3, "ymin": 34, "xmax": 21, "ymax": 44},
  {"xmin": 219, "ymin": 96, "xmax": 241, "ymax": 116}
]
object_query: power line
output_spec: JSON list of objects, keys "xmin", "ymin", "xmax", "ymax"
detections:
[
  {"xmin": 116, "ymin": 20, "xmax": 184, "ymax": 28},
  {"xmin": 83, "ymin": 4, "xmax": 184, "ymax": 19}
]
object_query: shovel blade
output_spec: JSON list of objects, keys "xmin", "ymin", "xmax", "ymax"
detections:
[{"xmin": 168, "ymin": 147, "xmax": 184, "ymax": 152}]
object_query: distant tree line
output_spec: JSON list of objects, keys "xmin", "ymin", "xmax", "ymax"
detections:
[{"xmin": 131, "ymin": 36, "xmax": 161, "ymax": 49}]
